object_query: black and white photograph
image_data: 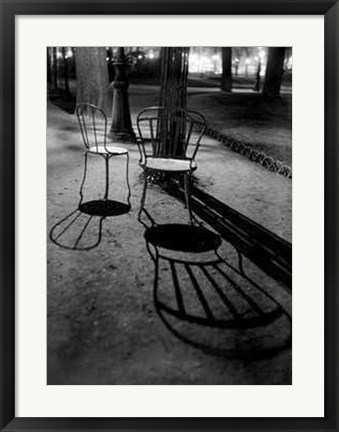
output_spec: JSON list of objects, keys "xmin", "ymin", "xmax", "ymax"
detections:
[{"xmin": 47, "ymin": 46, "xmax": 292, "ymax": 385}]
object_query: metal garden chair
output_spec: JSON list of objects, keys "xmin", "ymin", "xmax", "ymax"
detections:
[
  {"xmin": 76, "ymin": 103, "xmax": 131, "ymax": 212},
  {"xmin": 136, "ymin": 106, "xmax": 206, "ymax": 223}
]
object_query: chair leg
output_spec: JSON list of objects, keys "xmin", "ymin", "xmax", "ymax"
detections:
[
  {"xmin": 138, "ymin": 171, "xmax": 148, "ymax": 221},
  {"xmin": 78, "ymin": 152, "xmax": 88, "ymax": 207},
  {"xmin": 104, "ymin": 154, "xmax": 110, "ymax": 200},
  {"xmin": 184, "ymin": 172, "xmax": 193, "ymax": 224},
  {"xmin": 125, "ymin": 152, "xmax": 131, "ymax": 208}
]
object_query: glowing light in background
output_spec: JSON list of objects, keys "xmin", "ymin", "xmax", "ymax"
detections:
[
  {"xmin": 66, "ymin": 48, "xmax": 73, "ymax": 58},
  {"xmin": 189, "ymin": 52, "xmax": 222, "ymax": 74},
  {"xmin": 286, "ymin": 55, "xmax": 293, "ymax": 69},
  {"xmin": 258, "ymin": 47, "xmax": 265, "ymax": 61}
]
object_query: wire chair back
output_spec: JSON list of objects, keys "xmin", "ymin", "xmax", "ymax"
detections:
[
  {"xmin": 136, "ymin": 106, "xmax": 206, "ymax": 162},
  {"xmin": 76, "ymin": 103, "xmax": 108, "ymax": 152}
]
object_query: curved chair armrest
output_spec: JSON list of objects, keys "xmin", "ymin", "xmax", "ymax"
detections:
[{"xmin": 191, "ymin": 123, "xmax": 207, "ymax": 161}]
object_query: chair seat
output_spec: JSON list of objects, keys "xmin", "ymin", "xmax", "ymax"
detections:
[
  {"xmin": 88, "ymin": 145, "xmax": 128, "ymax": 155},
  {"xmin": 143, "ymin": 157, "xmax": 197, "ymax": 172}
]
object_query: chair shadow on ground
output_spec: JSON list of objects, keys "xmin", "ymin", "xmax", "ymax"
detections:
[
  {"xmin": 49, "ymin": 200, "xmax": 130, "ymax": 251},
  {"xmin": 141, "ymin": 200, "xmax": 291, "ymax": 359},
  {"xmin": 50, "ymin": 200, "xmax": 130, "ymax": 251},
  {"xmin": 162, "ymin": 180, "xmax": 292, "ymax": 291}
]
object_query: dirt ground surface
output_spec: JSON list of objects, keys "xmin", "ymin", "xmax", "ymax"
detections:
[
  {"xmin": 47, "ymin": 99, "xmax": 292, "ymax": 385},
  {"xmin": 188, "ymin": 92, "xmax": 292, "ymax": 166}
]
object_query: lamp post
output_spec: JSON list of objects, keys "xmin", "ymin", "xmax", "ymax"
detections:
[{"xmin": 109, "ymin": 47, "xmax": 136, "ymax": 142}]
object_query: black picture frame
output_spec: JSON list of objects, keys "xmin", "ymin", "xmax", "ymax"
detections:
[{"xmin": 1, "ymin": 0, "xmax": 338, "ymax": 431}]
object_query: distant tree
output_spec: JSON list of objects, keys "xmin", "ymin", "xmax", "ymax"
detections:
[
  {"xmin": 253, "ymin": 59, "xmax": 261, "ymax": 92},
  {"xmin": 75, "ymin": 47, "xmax": 111, "ymax": 114},
  {"xmin": 262, "ymin": 47, "xmax": 286, "ymax": 99},
  {"xmin": 61, "ymin": 47, "xmax": 70, "ymax": 95},
  {"xmin": 47, "ymin": 48, "xmax": 51, "ymax": 84},
  {"xmin": 51, "ymin": 47, "xmax": 58, "ymax": 90},
  {"xmin": 232, "ymin": 47, "xmax": 242, "ymax": 76},
  {"xmin": 244, "ymin": 47, "xmax": 250, "ymax": 78},
  {"xmin": 221, "ymin": 47, "xmax": 232, "ymax": 92}
]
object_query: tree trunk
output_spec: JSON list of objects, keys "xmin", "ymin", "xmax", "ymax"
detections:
[
  {"xmin": 221, "ymin": 47, "xmax": 232, "ymax": 92},
  {"xmin": 75, "ymin": 47, "xmax": 111, "ymax": 114},
  {"xmin": 262, "ymin": 47, "xmax": 286, "ymax": 99},
  {"xmin": 159, "ymin": 47, "xmax": 190, "ymax": 156}
]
